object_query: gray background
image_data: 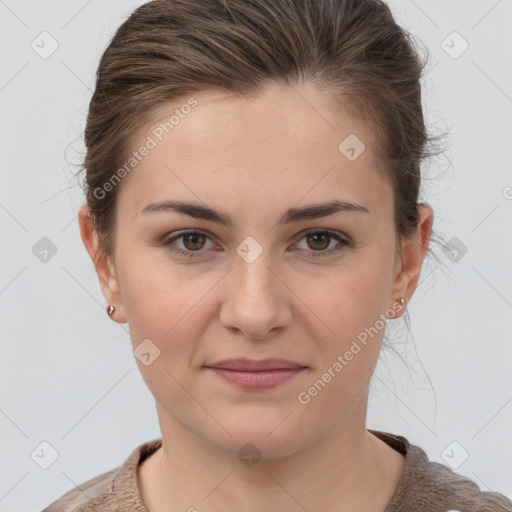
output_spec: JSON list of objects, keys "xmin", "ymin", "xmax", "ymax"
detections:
[{"xmin": 0, "ymin": 0, "xmax": 511, "ymax": 510}]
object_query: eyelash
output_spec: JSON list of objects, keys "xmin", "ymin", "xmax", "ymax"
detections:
[{"xmin": 161, "ymin": 229, "xmax": 353, "ymax": 259}]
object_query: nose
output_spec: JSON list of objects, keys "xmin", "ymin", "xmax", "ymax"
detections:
[{"xmin": 219, "ymin": 249, "xmax": 292, "ymax": 340}]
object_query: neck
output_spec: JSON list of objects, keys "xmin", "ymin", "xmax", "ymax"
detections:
[{"xmin": 138, "ymin": 401, "xmax": 402, "ymax": 512}]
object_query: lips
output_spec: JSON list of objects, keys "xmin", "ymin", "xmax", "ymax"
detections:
[{"xmin": 205, "ymin": 358, "xmax": 306, "ymax": 371}]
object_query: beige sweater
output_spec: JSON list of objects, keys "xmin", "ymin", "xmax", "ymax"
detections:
[{"xmin": 41, "ymin": 429, "xmax": 512, "ymax": 511}]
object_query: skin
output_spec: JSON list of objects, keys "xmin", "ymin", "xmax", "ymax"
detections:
[{"xmin": 79, "ymin": 82, "xmax": 433, "ymax": 512}]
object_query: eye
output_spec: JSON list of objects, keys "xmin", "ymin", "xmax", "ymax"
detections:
[
  {"xmin": 161, "ymin": 229, "xmax": 353, "ymax": 258},
  {"xmin": 162, "ymin": 230, "xmax": 215, "ymax": 257},
  {"xmin": 294, "ymin": 229, "xmax": 352, "ymax": 258}
]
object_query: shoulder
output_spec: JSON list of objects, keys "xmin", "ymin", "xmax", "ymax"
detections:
[
  {"xmin": 40, "ymin": 466, "xmax": 118, "ymax": 512},
  {"xmin": 406, "ymin": 448, "xmax": 512, "ymax": 512},
  {"xmin": 369, "ymin": 430, "xmax": 512, "ymax": 512},
  {"xmin": 40, "ymin": 439, "xmax": 162, "ymax": 512}
]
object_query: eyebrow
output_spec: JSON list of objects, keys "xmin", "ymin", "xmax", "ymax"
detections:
[{"xmin": 139, "ymin": 199, "xmax": 369, "ymax": 228}]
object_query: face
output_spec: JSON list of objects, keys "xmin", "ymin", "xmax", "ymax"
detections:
[{"xmin": 80, "ymin": 83, "xmax": 432, "ymax": 459}]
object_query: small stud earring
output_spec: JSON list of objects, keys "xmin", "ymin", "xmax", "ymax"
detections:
[
  {"xmin": 386, "ymin": 297, "xmax": 406, "ymax": 319},
  {"xmin": 107, "ymin": 304, "xmax": 116, "ymax": 316}
]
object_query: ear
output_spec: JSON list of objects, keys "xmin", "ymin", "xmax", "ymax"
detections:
[
  {"xmin": 389, "ymin": 203, "xmax": 434, "ymax": 314},
  {"xmin": 78, "ymin": 204, "xmax": 127, "ymax": 323}
]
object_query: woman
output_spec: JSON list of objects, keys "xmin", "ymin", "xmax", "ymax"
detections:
[{"xmin": 42, "ymin": 0, "xmax": 512, "ymax": 510}]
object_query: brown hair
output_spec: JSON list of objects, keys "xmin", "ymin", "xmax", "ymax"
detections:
[{"xmin": 76, "ymin": 0, "xmax": 448, "ymax": 332}]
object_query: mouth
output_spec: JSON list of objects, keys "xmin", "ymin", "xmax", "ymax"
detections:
[
  {"xmin": 204, "ymin": 358, "xmax": 308, "ymax": 390},
  {"xmin": 206, "ymin": 357, "xmax": 306, "ymax": 371}
]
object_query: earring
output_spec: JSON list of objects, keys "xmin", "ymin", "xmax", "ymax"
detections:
[
  {"xmin": 386, "ymin": 297, "xmax": 406, "ymax": 319},
  {"xmin": 107, "ymin": 304, "xmax": 116, "ymax": 316}
]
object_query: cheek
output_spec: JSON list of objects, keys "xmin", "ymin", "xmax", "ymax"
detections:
[
  {"xmin": 313, "ymin": 263, "xmax": 390, "ymax": 338},
  {"xmin": 299, "ymin": 278, "xmax": 387, "ymax": 411},
  {"xmin": 122, "ymin": 269, "xmax": 207, "ymax": 405},
  {"xmin": 117, "ymin": 243, "xmax": 194, "ymax": 329},
  {"xmin": 302, "ymin": 259, "xmax": 391, "ymax": 392},
  {"xmin": 117, "ymin": 254, "xmax": 223, "ymax": 372}
]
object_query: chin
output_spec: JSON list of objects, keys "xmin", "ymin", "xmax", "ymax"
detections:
[{"xmin": 205, "ymin": 411, "xmax": 310, "ymax": 461}]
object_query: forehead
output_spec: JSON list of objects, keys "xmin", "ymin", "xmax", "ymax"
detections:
[{"xmin": 117, "ymin": 84, "xmax": 392, "ymax": 220}]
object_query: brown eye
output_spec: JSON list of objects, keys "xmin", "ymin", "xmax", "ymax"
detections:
[
  {"xmin": 162, "ymin": 230, "xmax": 215, "ymax": 258},
  {"xmin": 295, "ymin": 229, "xmax": 352, "ymax": 259},
  {"xmin": 182, "ymin": 232, "xmax": 206, "ymax": 251},
  {"xmin": 306, "ymin": 232, "xmax": 331, "ymax": 251}
]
